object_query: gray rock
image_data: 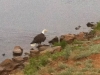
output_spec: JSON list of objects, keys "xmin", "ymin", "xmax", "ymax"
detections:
[
  {"xmin": 0, "ymin": 66, "xmax": 5, "ymax": 73},
  {"xmin": 40, "ymin": 46, "xmax": 62, "ymax": 54},
  {"xmin": 12, "ymin": 56, "xmax": 24, "ymax": 63},
  {"xmin": 13, "ymin": 46, "xmax": 23, "ymax": 57}
]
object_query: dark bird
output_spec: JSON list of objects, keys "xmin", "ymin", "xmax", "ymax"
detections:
[
  {"xmin": 75, "ymin": 25, "xmax": 81, "ymax": 30},
  {"xmin": 2, "ymin": 53, "xmax": 5, "ymax": 56},
  {"xmin": 48, "ymin": 36, "xmax": 59, "ymax": 45},
  {"xmin": 30, "ymin": 29, "xmax": 47, "ymax": 48}
]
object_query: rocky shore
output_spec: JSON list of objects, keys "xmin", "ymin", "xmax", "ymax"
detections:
[{"xmin": 0, "ymin": 22, "xmax": 98, "ymax": 75}]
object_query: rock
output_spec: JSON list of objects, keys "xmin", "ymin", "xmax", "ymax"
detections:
[
  {"xmin": 75, "ymin": 32, "xmax": 85, "ymax": 40},
  {"xmin": 13, "ymin": 46, "xmax": 23, "ymax": 57},
  {"xmin": 48, "ymin": 36, "xmax": 59, "ymax": 45},
  {"xmin": 5, "ymin": 62, "xmax": 19, "ymax": 71},
  {"xmin": 0, "ymin": 59, "xmax": 20, "ymax": 72},
  {"xmin": 87, "ymin": 22, "xmax": 94, "ymax": 27},
  {"xmin": 86, "ymin": 22, "xmax": 97, "ymax": 29},
  {"xmin": 37, "ymin": 45, "xmax": 50, "ymax": 51},
  {"xmin": 75, "ymin": 25, "xmax": 81, "ymax": 30},
  {"xmin": 40, "ymin": 46, "xmax": 62, "ymax": 54},
  {"xmin": 12, "ymin": 56, "xmax": 24, "ymax": 63},
  {"xmin": 0, "ymin": 66, "xmax": 5, "ymax": 73},
  {"xmin": 24, "ymin": 52, "xmax": 30, "ymax": 56},
  {"xmin": 30, "ymin": 49, "xmax": 39, "ymax": 54},
  {"xmin": 52, "ymin": 46, "xmax": 62, "ymax": 53},
  {"xmin": 60, "ymin": 34, "xmax": 75, "ymax": 43},
  {"xmin": 0, "ymin": 71, "xmax": 8, "ymax": 75},
  {"xmin": 84, "ymin": 30, "xmax": 96, "ymax": 40},
  {"xmin": 23, "ymin": 57, "xmax": 29, "ymax": 62},
  {"xmin": 0, "ymin": 59, "xmax": 12, "ymax": 67},
  {"xmin": 30, "ymin": 49, "xmax": 40, "ymax": 57},
  {"xmin": 39, "ymin": 48, "xmax": 54, "ymax": 54}
]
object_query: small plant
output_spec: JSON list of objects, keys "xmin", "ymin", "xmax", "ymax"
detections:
[
  {"xmin": 73, "ymin": 51, "xmax": 91, "ymax": 60},
  {"xmin": 85, "ymin": 59, "xmax": 93, "ymax": 63},
  {"xmin": 85, "ymin": 63, "xmax": 93, "ymax": 68},
  {"xmin": 95, "ymin": 22, "xmax": 100, "ymax": 30},
  {"xmin": 58, "ymin": 70, "xmax": 73, "ymax": 75},
  {"xmin": 81, "ymin": 67, "xmax": 89, "ymax": 72},
  {"xmin": 58, "ymin": 62, "xmax": 67, "ymax": 70},
  {"xmin": 48, "ymin": 68, "xmax": 55, "ymax": 74},
  {"xmin": 73, "ymin": 40, "xmax": 83, "ymax": 44},
  {"xmin": 38, "ymin": 55, "xmax": 49, "ymax": 66},
  {"xmin": 74, "ymin": 61, "xmax": 82, "ymax": 66},
  {"xmin": 63, "ymin": 45, "xmax": 71, "ymax": 60},
  {"xmin": 74, "ymin": 72, "xmax": 84, "ymax": 75},
  {"xmin": 97, "ymin": 69, "xmax": 100, "ymax": 73},
  {"xmin": 54, "ymin": 40, "xmax": 67, "ymax": 49}
]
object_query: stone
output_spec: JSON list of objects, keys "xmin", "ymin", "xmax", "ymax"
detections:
[
  {"xmin": 23, "ymin": 57, "xmax": 29, "ymax": 62},
  {"xmin": 24, "ymin": 52, "xmax": 30, "ymax": 56},
  {"xmin": 37, "ymin": 45, "xmax": 50, "ymax": 51},
  {"xmin": 0, "ymin": 66, "xmax": 5, "ymax": 73},
  {"xmin": 30, "ymin": 49, "xmax": 40, "ymax": 57},
  {"xmin": 60, "ymin": 34, "xmax": 75, "ymax": 43},
  {"xmin": 30, "ymin": 49, "xmax": 39, "ymax": 54},
  {"xmin": 75, "ymin": 32, "xmax": 85, "ymax": 41},
  {"xmin": 0, "ymin": 59, "xmax": 12, "ymax": 67},
  {"xmin": 12, "ymin": 56, "xmax": 24, "ymax": 63},
  {"xmin": 48, "ymin": 36, "xmax": 59, "ymax": 45},
  {"xmin": 86, "ymin": 22, "xmax": 97, "ymax": 29},
  {"xmin": 5, "ymin": 62, "xmax": 19, "ymax": 71},
  {"xmin": 40, "ymin": 46, "xmax": 62, "ymax": 54},
  {"xmin": 13, "ymin": 46, "xmax": 23, "ymax": 57},
  {"xmin": 0, "ymin": 59, "xmax": 20, "ymax": 72},
  {"xmin": 52, "ymin": 46, "xmax": 62, "ymax": 53}
]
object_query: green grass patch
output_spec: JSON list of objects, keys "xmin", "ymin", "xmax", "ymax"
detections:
[
  {"xmin": 73, "ymin": 44, "xmax": 100, "ymax": 60},
  {"xmin": 54, "ymin": 40, "xmax": 67, "ymax": 49}
]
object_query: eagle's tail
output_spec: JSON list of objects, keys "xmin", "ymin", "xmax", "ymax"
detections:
[{"xmin": 30, "ymin": 43, "xmax": 37, "ymax": 47}]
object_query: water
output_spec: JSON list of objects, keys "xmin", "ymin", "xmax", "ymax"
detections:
[{"xmin": 0, "ymin": 0, "xmax": 100, "ymax": 62}]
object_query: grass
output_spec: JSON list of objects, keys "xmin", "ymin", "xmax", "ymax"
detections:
[
  {"xmin": 24, "ymin": 42, "xmax": 100, "ymax": 75},
  {"xmin": 58, "ymin": 62, "xmax": 67, "ymax": 70},
  {"xmin": 23, "ymin": 25, "xmax": 100, "ymax": 75},
  {"xmin": 48, "ymin": 68, "xmax": 55, "ymax": 74},
  {"xmin": 54, "ymin": 40, "xmax": 67, "ymax": 49},
  {"xmin": 24, "ymin": 44, "xmax": 71, "ymax": 75},
  {"xmin": 72, "ymin": 44, "xmax": 100, "ymax": 60},
  {"xmin": 95, "ymin": 22, "xmax": 100, "ymax": 30}
]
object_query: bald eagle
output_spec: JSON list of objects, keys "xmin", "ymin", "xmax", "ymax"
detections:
[{"xmin": 30, "ymin": 29, "xmax": 47, "ymax": 48}]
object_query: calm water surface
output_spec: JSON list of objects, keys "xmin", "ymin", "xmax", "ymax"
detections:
[{"xmin": 0, "ymin": 0, "xmax": 100, "ymax": 62}]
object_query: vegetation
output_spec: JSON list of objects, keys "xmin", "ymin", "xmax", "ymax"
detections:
[
  {"xmin": 54, "ymin": 40, "xmax": 67, "ymax": 49},
  {"xmin": 24, "ymin": 40, "xmax": 100, "ymax": 75},
  {"xmin": 95, "ymin": 22, "xmax": 100, "ymax": 30},
  {"xmin": 23, "ymin": 22, "xmax": 100, "ymax": 75}
]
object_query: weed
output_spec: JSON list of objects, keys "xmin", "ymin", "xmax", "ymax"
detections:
[
  {"xmin": 74, "ymin": 61, "xmax": 82, "ymax": 66},
  {"xmin": 97, "ymin": 69, "xmax": 100, "ymax": 73},
  {"xmin": 81, "ymin": 67, "xmax": 89, "ymax": 72},
  {"xmin": 58, "ymin": 70, "xmax": 73, "ymax": 75},
  {"xmin": 73, "ymin": 40, "xmax": 83, "ymax": 44},
  {"xmin": 38, "ymin": 55, "xmax": 49, "ymax": 66},
  {"xmin": 58, "ymin": 62, "xmax": 67, "ymax": 70},
  {"xmin": 54, "ymin": 40, "xmax": 67, "ymax": 49},
  {"xmin": 85, "ymin": 59, "xmax": 93, "ymax": 63},
  {"xmin": 85, "ymin": 63, "xmax": 93, "ymax": 68},
  {"xmin": 95, "ymin": 22, "xmax": 100, "ymax": 30},
  {"xmin": 48, "ymin": 68, "xmax": 55, "ymax": 74}
]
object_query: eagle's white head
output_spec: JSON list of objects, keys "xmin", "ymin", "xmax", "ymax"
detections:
[{"xmin": 42, "ymin": 29, "xmax": 48, "ymax": 34}]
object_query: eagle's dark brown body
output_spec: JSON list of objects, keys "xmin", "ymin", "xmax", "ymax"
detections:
[{"xmin": 30, "ymin": 33, "xmax": 46, "ymax": 44}]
